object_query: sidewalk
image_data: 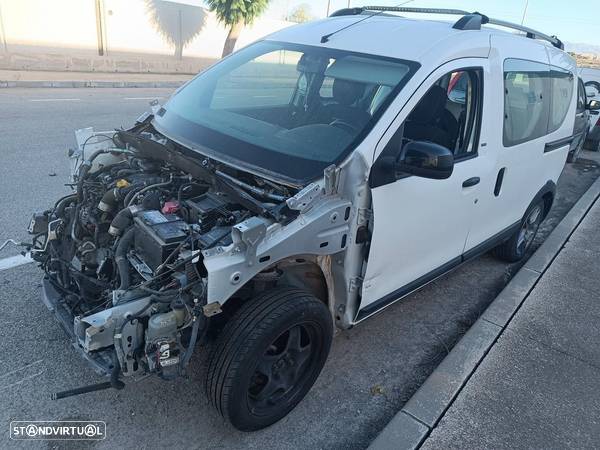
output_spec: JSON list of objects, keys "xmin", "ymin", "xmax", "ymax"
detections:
[
  {"xmin": 0, "ymin": 69, "xmax": 193, "ymax": 88},
  {"xmin": 371, "ymin": 175, "xmax": 600, "ymax": 449}
]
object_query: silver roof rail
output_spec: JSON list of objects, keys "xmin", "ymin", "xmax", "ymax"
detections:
[{"xmin": 330, "ymin": 6, "xmax": 564, "ymax": 50}]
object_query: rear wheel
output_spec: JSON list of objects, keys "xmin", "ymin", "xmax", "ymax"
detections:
[
  {"xmin": 206, "ymin": 287, "xmax": 332, "ymax": 431},
  {"xmin": 494, "ymin": 200, "xmax": 545, "ymax": 263}
]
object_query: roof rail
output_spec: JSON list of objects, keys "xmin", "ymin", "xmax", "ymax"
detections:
[{"xmin": 329, "ymin": 6, "xmax": 564, "ymax": 50}]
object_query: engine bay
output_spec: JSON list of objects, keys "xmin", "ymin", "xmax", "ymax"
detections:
[{"xmin": 28, "ymin": 122, "xmax": 298, "ymax": 384}]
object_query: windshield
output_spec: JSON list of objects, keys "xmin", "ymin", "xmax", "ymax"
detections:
[{"xmin": 154, "ymin": 41, "xmax": 418, "ymax": 184}]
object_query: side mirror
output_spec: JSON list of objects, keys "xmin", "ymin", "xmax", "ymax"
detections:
[
  {"xmin": 397, "ymin": 140, "xmax": 454, "ymax": 180},
  {"xmin": 588, "ymin": 99, "xmax": 600, "ymax": 111}
]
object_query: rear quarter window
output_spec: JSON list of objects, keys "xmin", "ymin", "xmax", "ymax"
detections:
[
  {"xmin": 548, "ymin": 68, "xmax": 574, "ymax": 133},
  {"xmin": 503, "ymin": 58, "xmax": 574, "ymax": 147}
]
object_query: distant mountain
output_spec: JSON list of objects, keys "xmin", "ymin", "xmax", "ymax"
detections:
[{"xmin": 565, "ymin": 42, "xmax": 600, "ymax": 56}]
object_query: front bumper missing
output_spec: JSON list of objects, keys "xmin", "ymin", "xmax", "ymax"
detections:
[{"xmin": 41, "ymin": 277, "xmax": 114, "ymax": 376}]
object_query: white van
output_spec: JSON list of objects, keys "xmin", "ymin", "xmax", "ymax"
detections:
[{"xmin": 29, "ymin": 7, "xmax": 590, "ymax": 431}]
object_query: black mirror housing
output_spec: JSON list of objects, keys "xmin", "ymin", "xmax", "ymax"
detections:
[
  {"xmin": 396, "ymin": 140, "xmax": 454, "ymax": 180},
  {"xmin": 588, "ymin": 99, "xmax": 600, "ymax": 111}
]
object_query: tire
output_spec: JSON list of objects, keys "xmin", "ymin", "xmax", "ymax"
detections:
[
  {"xmin": 494, "ymin": 200, "xmax": 545, "ymax": 263},
  {"xmin": 206, "ymin": 287, "xmax": 333, "ymax": 431}
]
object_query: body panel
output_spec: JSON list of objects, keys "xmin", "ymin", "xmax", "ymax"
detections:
[{"xmin": 360, "ymin": 58, "xmax": 488, "ymax": 308}]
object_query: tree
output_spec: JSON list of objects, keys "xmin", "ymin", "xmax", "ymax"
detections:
[
  {"xmin": 145, "ymin": 0, "xmax": 208, "ymax": 59},
  {"xmin": 287, "ymin": 3, "xmax": 314, "ymax": 23},
  {"xmin": 205, "ymin": 0, "xmax": 271, "ymax": 57}
]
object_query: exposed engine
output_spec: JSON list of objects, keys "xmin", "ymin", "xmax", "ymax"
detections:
[{"xmin": 28, "ymin": 123, "xmax": 295, "ymax": 388}]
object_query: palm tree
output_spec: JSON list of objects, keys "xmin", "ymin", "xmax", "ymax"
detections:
[{"xmin": 205, "ymin": 0, "xmax": 271, "ymax": 57}]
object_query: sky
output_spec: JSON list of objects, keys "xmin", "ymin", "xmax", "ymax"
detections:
[{"xmin": 264, "ymin": 0, "xmax": 600, "ymax": 48}]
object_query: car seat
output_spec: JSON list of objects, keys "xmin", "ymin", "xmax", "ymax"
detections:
[
  {"xmin": 404, "ymin": 85, "xmax": 459, "ymax": 150},
  {"xmin": 320, "ymin": 78, "xmax": 372, "ymax": 131}
]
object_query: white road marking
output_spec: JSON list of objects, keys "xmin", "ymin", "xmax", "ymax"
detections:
[
  {"xmin": 0, "ymin": 369, "xmax": 45, "ymax": 392},
  {"xmin": 123, "ymin": 97, "xmax": 164, "ymax": 100},
  {"xmin": 0, "ymin": 359, "xmax": 43, "ymax": 380},
  {"xmin": 0, "ymin": 254, "xmax": 33, "ymax": 272},
  {"xmin": 29, "ymin": 98, "xmax": 81, "ymax": 102}
]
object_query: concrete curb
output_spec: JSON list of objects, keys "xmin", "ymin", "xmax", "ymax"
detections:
[
  {"xmin": 368, "ymin": 175, "xmax": 600, "ymax": 450},
  {"xmin": 0, "ymin": 80, "xmax": 186, "ymax": 88}
]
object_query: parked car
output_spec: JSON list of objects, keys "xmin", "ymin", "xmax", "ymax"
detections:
[
  {"xmin": 567, "ymin": 77, "xmax": 591, "ymax": 162},
  {"xmin": 28, "ymin": 7, "xmax": 589, "ymax": 431},
  {"xmin": 579, "ymin": 67, "xmax": 600, "ymax": 151}
]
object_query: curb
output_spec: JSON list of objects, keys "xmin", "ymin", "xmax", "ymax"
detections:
[
  {"xmin": 0, "ymin": 80, "xmax": 187, "ymax": 88},
  {"xmin": 368, "ymin": 175, "xmax": 600, "ymax": 450}
]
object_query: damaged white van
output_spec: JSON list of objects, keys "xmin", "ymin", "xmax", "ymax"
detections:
[{"xmin": 28, "ymin": 7, "xmax": 585, "ymax": 431}]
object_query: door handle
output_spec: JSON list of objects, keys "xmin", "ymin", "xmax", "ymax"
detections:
[{"xmin": 462, "ymin": 177, "xmax": 480, "ymax": 188}]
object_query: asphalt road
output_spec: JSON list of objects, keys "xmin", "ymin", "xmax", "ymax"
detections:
[{"xmin": 1, "ymin": 88, "xmax": 599, "ymax": 449}]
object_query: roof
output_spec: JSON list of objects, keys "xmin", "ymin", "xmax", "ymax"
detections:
[{"xmin": 265, "ymin": 15, "xmax": 569, "ymax": 67}]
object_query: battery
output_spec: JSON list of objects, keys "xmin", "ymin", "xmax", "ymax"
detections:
[{"xmin": 134, "ymin": 210, "xmax": 189, "ymax": 271}]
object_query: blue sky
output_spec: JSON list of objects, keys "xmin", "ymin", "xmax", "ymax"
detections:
[{"xmin": 265, "ymin": 0, "xmax": 599, "ymax": 47}]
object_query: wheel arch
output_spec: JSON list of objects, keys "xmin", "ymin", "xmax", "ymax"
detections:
[
  {"xmin": 535, "ymin": 180, "xmax": 556, "ymax": 220},
  {"xmin": 229, "ymin": 255, "xmax": 335, "ymax": 320}
]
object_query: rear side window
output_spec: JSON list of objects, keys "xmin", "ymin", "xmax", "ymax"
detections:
[
  {"xmin": 549, "ymin": 68, "xmax": 574, "ymax": 132},
  {"xmin": 576, "ymin": 78, "xmax": 586, "ymax": 113},
  {"xmin": 503, "ymin": 59, "xmax": 574, "ymax": 147},
  {"xmin": 503, "ymin": 59, "xmax": 549, "ymax": 147}
]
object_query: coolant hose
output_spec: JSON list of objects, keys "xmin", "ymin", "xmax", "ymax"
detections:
[
  {"xmin": 98, "ymin": 188, "xmax": 119, "ymax": 212},
  {"xmin": 108, "ymin": 205, "xmax": 143, "ymax": 236},
  {"xmin": 115, "ymin": 227, "xmax": 135, "ymax": 291}
]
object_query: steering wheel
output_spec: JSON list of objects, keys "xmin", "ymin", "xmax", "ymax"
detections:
[{"xmin": 329, "ymin": 119, "xmax": 360, "ymax": 134}]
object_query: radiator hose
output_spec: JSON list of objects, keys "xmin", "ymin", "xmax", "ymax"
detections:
[
  {"xmin": 108, "ymin": 205, "xmax": 142, "ymax": 236},
  {"xmin": 115, "ymin": 227, "xmax": 135, "ymax": 291}
]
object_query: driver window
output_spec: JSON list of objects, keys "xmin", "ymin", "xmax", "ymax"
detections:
[{"xmin": 402, "ymin": 68, "xmax": 483, "ymax": 158}]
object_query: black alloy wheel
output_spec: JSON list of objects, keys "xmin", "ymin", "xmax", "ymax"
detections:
[{"xmin": 206, "ymin": 287, "xmax": 332, "ymax": 431}]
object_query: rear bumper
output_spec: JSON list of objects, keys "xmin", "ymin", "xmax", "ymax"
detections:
[{"xmin": 41, "ymin": 277, "xmax": 114, "ymax": 376}]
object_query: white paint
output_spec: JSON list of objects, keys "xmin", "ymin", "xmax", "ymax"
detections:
[
  {"xmin": 0, "ymin": 254, "xmax": 33, "ymax": 272},
  {"xmin": 0, "ymin": 369, "xmax": 45, "ymax": 392},
  {"xmin": 29, "ymin": 98, "xmax": 80, "ymax": 102},
  {"xmin": 0, "ymin": 359, "xmax": 43, "ymax": 380},
  {"xmin": 354, "ymin": 21, "xmax": 576, "ymax": 310}
]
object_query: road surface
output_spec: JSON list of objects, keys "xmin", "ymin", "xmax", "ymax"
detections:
[{"xmin": 0, "ymin": 88, "xmax": 598, "ymax": 449}]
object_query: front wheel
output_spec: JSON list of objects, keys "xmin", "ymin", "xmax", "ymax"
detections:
[
  {"xmin": 494, "ymin": 200, "xmax": 545, "ymax": 263},
  {"xmin": 206, "ymin": 287, "xmax": 333, "ymax": 431}
]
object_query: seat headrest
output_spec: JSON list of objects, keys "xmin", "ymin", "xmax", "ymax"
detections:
[
  {"xmin": 410, "ymin": 85, "xmax": 447, "ymax": 124},
  {"xmin": 332, "ymin": 78, "xmax": 365, "ymax": 106}
]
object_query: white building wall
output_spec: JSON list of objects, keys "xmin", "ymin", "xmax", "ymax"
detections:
[{"xmin": 0, "ymin": 0, "xmax": 293, "ymax": 58}]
